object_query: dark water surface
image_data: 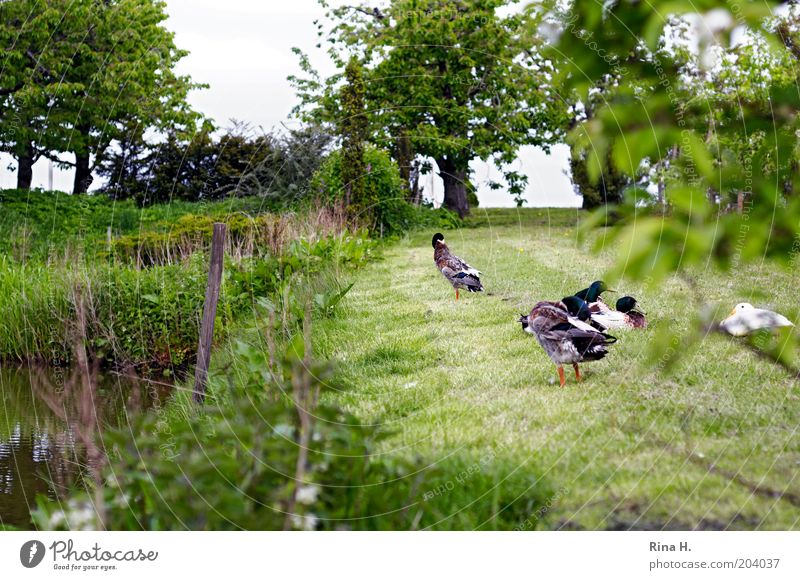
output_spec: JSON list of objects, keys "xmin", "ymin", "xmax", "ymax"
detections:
[{"xmin": 0, "ymin": 366, "xmax": 170, "ymax": 529}]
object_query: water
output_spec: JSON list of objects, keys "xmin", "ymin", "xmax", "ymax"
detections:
[{"xmin": 0, "ymin": 366, "xmax": 170, "ymax": 529}]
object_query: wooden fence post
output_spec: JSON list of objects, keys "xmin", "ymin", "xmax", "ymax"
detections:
[{"xmin": 193, "ymin": 222, "xmax": 226, "ymax": 404}]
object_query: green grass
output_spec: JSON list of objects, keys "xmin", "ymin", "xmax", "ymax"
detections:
[
  {"xmin": 315, "ymin": 208, "xmax": 800, "ymax": 530},
  {"xmin": 0, "ymin": 189, "xmax": 280, "ymax": 260}
]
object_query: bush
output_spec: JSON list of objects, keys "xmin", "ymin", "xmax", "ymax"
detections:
[
  {"xmin": 99, "ymin": 123, "xmax": 332, "ymax": 205},
  {"xmin": 33, "ymin": 334, "xmax": 427, "ymax": 531},
  {"xmin": 310, "ymin": 146, "xmax": 420, "ymax": 234}
]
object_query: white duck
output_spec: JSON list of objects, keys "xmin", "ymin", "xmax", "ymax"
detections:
[{"xmin": 719, "ymin": 303, "xmax": 794, "ymax": 336}]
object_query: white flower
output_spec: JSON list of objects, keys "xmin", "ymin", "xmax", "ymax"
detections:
[
  {"xmin": 66, "ymin": 499, "xmax": 97, "ymax": 530},
  {"xmin": 296, "ymin": 485, "xmax": 320, "ymax": 505},
  {"xmin": 290, "ymin": 513, "xmax": 319, "ymax": 530}
]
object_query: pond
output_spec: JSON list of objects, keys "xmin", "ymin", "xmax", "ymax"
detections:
[{"xmin": 0, "ymin": 365, "xmax": 171, "ymax": 529}]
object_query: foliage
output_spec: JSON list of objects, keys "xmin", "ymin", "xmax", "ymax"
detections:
[
  {"xmin": 0, "ymin": 256, "xmax": 210, "ymax": 371},
  {"xmin": 339, "ymin": 58, "xmax": 368, "ymax": 215},
  {"xmin": 0, "ymin": 0, "xmax": 201, "ymax": 192},
  {"xmin": 569, "ymin": 149, "xmax": 631, "ymax": 210},
  {"xmin": 100, "ymin": 123, "xmax": 333, "ymax": 205},
  {"xmin": 310, "ymin": 145, "xmax": 417, "ymax": 234},
  {"xmin": 0, "ymin": 190, "xmax": 373, "ymax": 370},
  {"xmin": 292, "ymin": 0, "xmax": 568, "ymax": 216},
  {"xmin": 548, "ymin": 0, "xmax": 796, "ymax": 270},
  {"xmin": 225, "ymin": 230, "xmax": 376, "ymax": 315},
  {"xmin": 33, "ymin": 294, "xmax": 428, "ymax": 531}
]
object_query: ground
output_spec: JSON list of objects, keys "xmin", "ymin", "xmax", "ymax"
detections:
[{"xmin": 316, "ymin": 208, "xmax": 800, "ymax": 530}]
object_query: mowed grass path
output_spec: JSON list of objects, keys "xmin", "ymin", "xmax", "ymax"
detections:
[{"xmin": 316, "ymin": 209, "xmax": 800, "ymax": 530}]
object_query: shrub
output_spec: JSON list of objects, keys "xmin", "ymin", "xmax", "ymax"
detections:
[
  {"xmin": 310, "ymin": 146, "xmax": 420, "ymax": 234},
  {"xmin": 33, "ymin": 334, "xmax": 427, "ymax": 531},
  {"xmin": 99, "ymin": 123, "xmax": 333, "ymax": 205}
]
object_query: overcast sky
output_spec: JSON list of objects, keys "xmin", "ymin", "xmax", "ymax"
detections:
[{"xmin": 0, "ymin": 0, "xmax": 579, "ymax": 208}]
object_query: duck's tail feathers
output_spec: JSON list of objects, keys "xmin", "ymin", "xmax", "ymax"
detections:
[{"xmin": 455, "ymin": 271, "xmax": 483, "ymax": 292}]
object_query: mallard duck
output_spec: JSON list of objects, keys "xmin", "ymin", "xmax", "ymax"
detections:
[
  {"xmin": 519, "ymin": 300, "xmax": 617, "ymax": 387},
  {"xmin": 574, "ymin": 280, "xmax": 615, "ymax": 303},
  {"xmin": 432, "ymin": 233, "xmax": 483, "ymax": 300},
  {"xmin": 616, "ymin": 296, "xmax": 647, "ymax": 328},
  {"xmin": 561, "ymin": 295, "xmax": 607, "ymax": 331},
  {"xmin": 719, "ymin": 303, "xmax": 794, "ymax": 336},
  {"xmin": 589, "ymin": 296, "xmax": 648, "ymax": 329}
]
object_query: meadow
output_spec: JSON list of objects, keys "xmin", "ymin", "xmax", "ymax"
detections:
[
  {"xmin": 6, "ymin": 201, "xmax": 800, "ymax": 531},
  {"xmin": 315, "ymin": 208, "xmax": 800, "ymax": 530},
  {"xmin": 0, "ymin": 190, "xmax": 366, "ymax": 370}
]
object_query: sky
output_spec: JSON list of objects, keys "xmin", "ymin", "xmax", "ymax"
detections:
[{"xmin": 0, "ymin": 0, "xmax": 580, "ymax": 208}]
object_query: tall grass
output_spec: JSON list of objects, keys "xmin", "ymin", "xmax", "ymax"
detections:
[
  {"xmin": 0, "ymin": 256, "xmax": 208, "ymax": 371},
  {"xmin": 0, "ymin": 229, "xmax": 376, "ymax": 371},
  {"xmin": 0, "ymin": 190, "xmax": 286, "ymax": 262},
  {"xmin": 111, "ymin": 203, "xmax": 353, "ymax": 266}
]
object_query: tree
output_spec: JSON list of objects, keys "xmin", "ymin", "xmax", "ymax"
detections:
[
  {"xmin": 294, "ymin": 0, "xmax": 567, "ymax": 217},
  {"xmin": 569, "ymin": 150, "xmax": 630, "ymax": 210},
  {"xmin": 0, "ymin": 0, "xmax": 201, "ymax": 193},
  {"xmin": 99, "ymin": 122, "xmax": 334, "ymax": 205},
  {"xmin": 339, "ymin": 58, "xmax": 368, "ymax": 213},
  {"xmin": 0, "ymin": 0, "xmax": 84, "ymax": 189}
]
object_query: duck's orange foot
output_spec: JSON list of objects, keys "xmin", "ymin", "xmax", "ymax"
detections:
[
  {"xmin": 573, "ymin": 363, "xmax": 581, "ymax": 382},
  {"xmin": 557, "ymin": 366, "xmax": 566, "ymax": 388}
]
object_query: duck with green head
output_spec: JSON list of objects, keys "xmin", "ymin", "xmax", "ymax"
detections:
[
  {"xmin": 561, "ymin": 295, "xmax": 607, "ymax": 331},
  {"xmin": 574, "ymin": 280, "xmax": 615, "ymax": 303},
  {"xmin": 588, "ymin": 295, "xmax": 648, "ymax": 329}
]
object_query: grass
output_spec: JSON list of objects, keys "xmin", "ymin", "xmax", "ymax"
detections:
[
  {"xmin": 0, "ymin": 189, "xmax": 282, "ymax": 261},
  {"xmin": 315, "ymin": 208, "xmax": 800, "ymax": 530},
  {"xmin": 0, "ymin": 189, "xmax": 364, "ymax": 369}
]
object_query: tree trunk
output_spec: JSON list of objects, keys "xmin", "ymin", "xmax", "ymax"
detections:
[
  {"xmin": 73, "ymin": 150, "xmax": 94, "ymax": 194},
  {"xmin": 395, "ymin": 129, "xmax": 417, "ymax": 202},
  {"xmin": 16, "ymin": 144, "xmax": 34, "ymax": 190},
  {"xmin": 437, "ymin": 156, "xmax": 469, "ymax": 218},
  {"xmin": 409, "ymin": 160, "xmax": 421, "ymax": 205}
]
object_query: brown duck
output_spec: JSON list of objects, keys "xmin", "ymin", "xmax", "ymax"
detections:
[
  {"xmin": 432, "ymin": 233, "xmax": 483, "ymax": 300},
  {"xmin": 519, "ymin": 300, "xmax": 617, "ymax": 387}
]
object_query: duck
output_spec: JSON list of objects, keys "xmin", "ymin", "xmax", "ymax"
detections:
[
  {"xmin": 561, "ymin": 295, "xmax": 607, "ymax": 331},
  {"xmin": 432, "ymin": 233, "xmax": 483, "ymax": 300},
  {"xmin": 589, "ymin": 296, "xmax": 648, "ymax": 329},
  {"xmin": 519, "ymin": 300, "xmax": 617, "ymax": 387},
  {"xmin": 719, "ymin": 303, "xmax": 794, "ymax": 336},
  {"xmin": 574, "ymin": 280, "xmax": 615, "ymax": 303}
]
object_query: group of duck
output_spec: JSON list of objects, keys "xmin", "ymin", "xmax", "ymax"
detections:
[{"xmin": 432, "ymin": 232, "xmax": 795, "ymax": 387}]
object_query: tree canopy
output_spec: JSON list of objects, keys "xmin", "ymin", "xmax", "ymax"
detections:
[
  {"xmin": 0, "ymin": 0, "xmax": 200, "ymax": 193},
  {"xmin": 292, "ymin": 0, "xmax": 568, "ymax": 216}
]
